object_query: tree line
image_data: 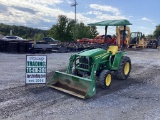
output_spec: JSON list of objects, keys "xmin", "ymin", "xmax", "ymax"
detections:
[
  {"xmin": 0, "ymin": 15, "xmax": 99, "ymax": 41},
  {"xmin": 0, "ymin": 15, "xmax": 159, "ymax": 41},
  {"xmin": 0, "ymin": 23, "xmax": 47, "ymax": 40},
  {"xmin": 154, "ymin": 25, "xmax": 160, "ymax": 38}
]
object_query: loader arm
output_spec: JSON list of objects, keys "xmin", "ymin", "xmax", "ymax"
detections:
[{"xmin": 66, "ymin": 54, "xmax": 77, "ymax": 74}]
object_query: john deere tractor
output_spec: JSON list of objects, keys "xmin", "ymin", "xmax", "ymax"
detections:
[{"xmin": 47, "ymin": 20, "xmax": 132, "ymax": 99}]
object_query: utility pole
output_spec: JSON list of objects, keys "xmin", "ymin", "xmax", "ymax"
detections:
[
  {"xmin": 71, "ymin": 0, "xmax": 78, "ymax": 22},
  {"xmin": 71, "ymin": 0, "xmax": 78, "ymax": 40}
]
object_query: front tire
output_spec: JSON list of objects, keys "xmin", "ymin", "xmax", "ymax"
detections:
[
  {"xmin": 116, "ymin": 56, "xmax": 131, "ymax": 80},
  {"xmin": 99, "ymin": 70, "xmax": 112, "ymax": 88}
]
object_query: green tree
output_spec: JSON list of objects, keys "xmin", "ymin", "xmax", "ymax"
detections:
[
  {"xmin": 48, "ymin": 15, "xmax": 75, "ymax": 41},
  {"xmin": 73, "ymin": 22, "xmax": 99, "ymax": 39},
  {"xmin": 154, "ymin": 25, "xmax": 160, "ymax": 38},
  {"xmin": 89, "ymin": 26, "xmax": 99, "ymax": 38},
  {"xmin": 142, "ymin": 34, "xmax": 145, "ymax": 38},
  {"xmin": 34, "ymin": 33, "xmax": 44, "ymax": 41},
  {"xmin": 48, "ymin": 15, "xmax": 99, "ymax": 41}
]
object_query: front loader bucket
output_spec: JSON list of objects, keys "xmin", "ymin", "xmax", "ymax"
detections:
[{"xmin": 47, "ymin": 71, "xmax": 96, "ymax": 99}]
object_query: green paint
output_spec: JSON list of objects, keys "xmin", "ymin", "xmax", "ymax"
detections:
[
  {"xmin": 48, "ymin": 47, "xmax": 126, "ymax": 99},
  {"xmin": 26, "ymin": 67, "xmax": 46, "ymax": 73},
  {"xmin": 27, "ymin": 61, "xmax": 46, "ymax": 67},
  {"xmin": 88, "ymin": 19, "xmax": 132, "ymax": 26}
]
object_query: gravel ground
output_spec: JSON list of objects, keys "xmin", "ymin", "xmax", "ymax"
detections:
[{"xmin": 0, "ymin": 49, "xmax": 160, "ymax": 120}]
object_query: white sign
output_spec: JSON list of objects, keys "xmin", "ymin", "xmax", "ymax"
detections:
[{"xmin": 26, "ymin": 55, "xmax": 47, "ymax": 84}]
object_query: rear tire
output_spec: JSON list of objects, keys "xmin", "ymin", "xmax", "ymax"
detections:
[
  {"xmin": 99, "ymin": 70, "xmax": 112, "ymax": 88},
  {"xmin": 116, "ymin": 56, "xmax": 131, "ymax": 80}
]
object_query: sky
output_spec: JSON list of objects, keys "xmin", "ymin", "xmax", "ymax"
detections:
[{"xmin": 0, "ymin": 0, "xmax": 159, "ymax": 36}]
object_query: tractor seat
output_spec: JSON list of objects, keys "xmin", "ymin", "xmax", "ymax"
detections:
[{"xmin": 107, "ymin": 46, "xmax": 118, "ymax": 55}]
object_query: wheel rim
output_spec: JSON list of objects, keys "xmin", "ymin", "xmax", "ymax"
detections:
[
  {"xmin": 105, "ymin": 74, "xmax": 111, "ymax": 86},
  {"xmin": 124, "ymin": 62, "xmax": 130, "ymax": 75}
]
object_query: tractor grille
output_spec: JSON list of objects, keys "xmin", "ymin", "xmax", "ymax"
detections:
[
  {"xmin": 79, "ymin": 56, "xmax": 89, "ymax": 69},
  {"xmin": 79, "ymin": 56, "xmax": 88, "ymax": 63},
  {"xmin": 79, "ymin": 64, "xmax": 88, "ymax": 69}
]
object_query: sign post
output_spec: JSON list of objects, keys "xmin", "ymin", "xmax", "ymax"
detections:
[{"xmin": 26, "ymin": 55, "xmax": 47, "ymax": 84}]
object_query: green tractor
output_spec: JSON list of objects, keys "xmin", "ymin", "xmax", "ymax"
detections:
[{"xmin": 47, "ymin": 20, "xmax": 132, "ymax": 99}]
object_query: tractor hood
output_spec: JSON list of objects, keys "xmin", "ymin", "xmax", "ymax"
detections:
[{"xmin": 78, "ymin": 48, "xmax": 106, "ymax": 57}]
